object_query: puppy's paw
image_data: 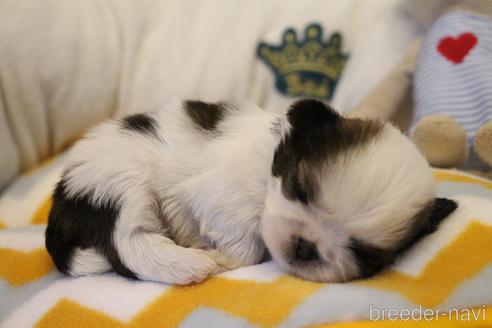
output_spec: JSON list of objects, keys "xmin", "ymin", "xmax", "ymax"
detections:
[
  {"xmin": 206, "ymin": 250, "xmax": 243, "ymax": 274},
  {"xmin": 171, "ymin": 248, "xmax": 217, "ymax": 285}
]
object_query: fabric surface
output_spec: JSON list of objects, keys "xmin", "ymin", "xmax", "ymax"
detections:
[
  {"xmin": 0, "ymin": 0, "xmax": 120, "ymax": 190},
  {"xmin": 411, "ymin": 11, "xmax": 492, "ymax": 170},
  {"xmin": 0, "ymin": 0, "xmax": 419, "ymax": 189},
  {"xmin": 1, "ymin": 154, "xmax": 492, "ymax": 327}
]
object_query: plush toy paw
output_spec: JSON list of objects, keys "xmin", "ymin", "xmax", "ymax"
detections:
[
  {"xmin": 474, "ymin": 121, "xmax": 492, "ymax": 167},
  {"xmin": 411, "ymin": 114, "xmax": 467, "ymax": 167}
]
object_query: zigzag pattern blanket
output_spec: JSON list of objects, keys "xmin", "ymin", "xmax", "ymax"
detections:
[{"xmin": 1, "ymin": 156, "xmax": 492, "ymax": 327}]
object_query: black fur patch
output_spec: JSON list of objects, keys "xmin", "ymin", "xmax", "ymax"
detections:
[
  {"xmin": 395, "ymin": 198, "xmax": 458, "ymax": 255},
  {"xmin": 350, "ymin": 198, "xmax": 457, "ymax": 279},
  {"xmin": 349, "ymin": 238, "xmax": 394, "ymax": 279},
  {"xmin": 45, "ymin": 177, "xmax": 136, "ymax": 279},
  {"xmin": 184, "ymin": 100, "xmax": 229, "ymax": 132},
  {"xmin": 270, "ymin": 117, "xmax": 283, "ymax": 136},
  {"xmin": 121, "ymin": 113, "xmax": 159, "ymax": 139},
  {"xmin": 272, "ymin": 99, "xmax": 383, "ymax": 203}
]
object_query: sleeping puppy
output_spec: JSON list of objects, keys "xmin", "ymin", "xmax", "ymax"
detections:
[{"xmin": 45, "ymin": 98, "xmax": 457, "ymax": 284}]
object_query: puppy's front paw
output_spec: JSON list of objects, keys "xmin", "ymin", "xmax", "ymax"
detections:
[
  {"xmin": 172, "ymin": 249, "xmax": 217, "ymax": 285},
  {"xmin": 206, "ymin": 250, "xmax": 243, "ymax": 274}
]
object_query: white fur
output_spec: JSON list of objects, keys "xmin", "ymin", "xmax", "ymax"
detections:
[
  {"xmin": 69, "ymin": 248, "xmax": 111, "ymax": 276},
  {"xmin": 65, "ymin": 100, "xmax": 277, "ymax": 284},
  {"xmin": 317, "ymin": 125, "xmax": 436, "ymax": 247},
  {"xmin": 261, "ymin": 124, "xmax": 436, "ymax": 281},
  {"xmin": 63, "ymin": 99, "xmax": 437, "ymax": 284}
]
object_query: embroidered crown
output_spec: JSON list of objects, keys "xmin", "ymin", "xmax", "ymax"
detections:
[{"xmin": 257, "ymin": 24, "xmax": 348, "ymax": 99}]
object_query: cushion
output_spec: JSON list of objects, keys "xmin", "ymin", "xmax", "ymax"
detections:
[
  {"xmin": 1, "ymin": 154, "xmax": 492, "ymax": 327},
  {"xmin": 0, "ymin": 0, "xmax": 418, "ymax": 189}
]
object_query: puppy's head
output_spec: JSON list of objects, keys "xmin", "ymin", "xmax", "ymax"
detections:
[{"xmin": 261, "ymin": 99, "xmax": 457, "ymax": 282}]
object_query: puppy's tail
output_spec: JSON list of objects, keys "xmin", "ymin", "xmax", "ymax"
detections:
[
  {"xmin": 69, "ymin": 247, "xmax": 111, "ymax": 276},
  {"xmin": 45, "ymin": 178, "xmax": 112, "ymax": 277},
  {"xmin": 45, "ymin": 224, "xmax": 111, "ymax": 276}
]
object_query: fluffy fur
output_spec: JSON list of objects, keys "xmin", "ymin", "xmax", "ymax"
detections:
[{"xmin": 45, "ymin": 99, "xmax": 457, "ymax": 285}]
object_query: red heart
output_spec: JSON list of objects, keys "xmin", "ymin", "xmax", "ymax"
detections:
[{"xmin": 437, "ymin": 32, "xmax": 478, "ymax": 64}]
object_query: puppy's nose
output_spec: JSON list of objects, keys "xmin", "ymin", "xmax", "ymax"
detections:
[{"xmin": 294, "ymin": 237, "xmax": 319, "ymax": 262}]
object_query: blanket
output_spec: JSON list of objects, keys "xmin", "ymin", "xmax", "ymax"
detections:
[
  {"xmin": 0, "ymin": 0, "xmax": 419, "ymax": 189},
  {"xmin": 1, "ymin": 155, "xmax": 492, "ymax": 327}
]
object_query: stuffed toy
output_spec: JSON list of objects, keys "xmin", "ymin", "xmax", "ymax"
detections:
[{"xmin": 350, "ymin": 0, "xmax": 492, "ymax": 174}]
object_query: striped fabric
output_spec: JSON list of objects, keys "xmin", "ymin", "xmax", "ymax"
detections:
[{"xmin": 411, "ymin": 11, "xmax": 492, "ymax": 169}]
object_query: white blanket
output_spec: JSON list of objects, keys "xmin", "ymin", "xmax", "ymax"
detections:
[{"xmin": 0, "ymin": 0, "xmax": 420, "ymax": 189}]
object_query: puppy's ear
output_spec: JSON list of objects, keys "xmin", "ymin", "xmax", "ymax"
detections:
[
  {"xmin": 286, "ymin": 99, "xmax": 341, "ymax": 134},
  {"xmin": 425, "ymin": 198, "xmax": 458, "ymax": 233},
  {"xmin": 272, "ymin": 99, "xmax": 339, "ymax": 203},
  {"xmin": 396, "ymin": 198, "xmax": 457, "ymax": 255}
]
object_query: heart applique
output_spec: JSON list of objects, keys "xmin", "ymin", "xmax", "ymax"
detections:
[{"xmin": 437, "ymin": 32, "xmax": 478, "ymax": 64}]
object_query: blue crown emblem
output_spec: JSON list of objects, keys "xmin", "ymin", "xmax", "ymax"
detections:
[{"xmin": 257, "ymin": 23, "xmax": 348, "ymax": 100}]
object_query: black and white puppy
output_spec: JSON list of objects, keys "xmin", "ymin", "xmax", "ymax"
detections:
[{"xmin": 45, "ymin": 99, "xmax": 457, "ymax": 284}]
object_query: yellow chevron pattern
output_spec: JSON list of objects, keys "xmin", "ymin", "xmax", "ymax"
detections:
[
  {"xmin": 36, "ymin": 277, "xmax": 322, "ymax": 328},
  {"xmin": 36, "ymin": 299, "xmax": 122, "ymax": 328},
  {"xmin": 432, "ymin": 169, "xmax": 492, "ymax": 189},
  {"xmin": 0, "ymin": 248, "xmax": 54, "ymax": 286},
  {"xmin": 359, "ymin": 221, "xmax": 492, "ymax": 307},
  {"xmin": 0, "ymin": 220, "xmax": 484, "ymax": 327}
]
